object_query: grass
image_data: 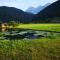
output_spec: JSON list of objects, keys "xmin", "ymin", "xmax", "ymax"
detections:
[
  {"xmin": 18, "ymin": 24, "xmax": 60, "ymax": 32},
  {"xmin": 0, "ymin": 38, "xmax": 60, "ymax": 60},
  {"xmin": 0, "ymin": 24, "xmax": 60, "ymax": 60}
]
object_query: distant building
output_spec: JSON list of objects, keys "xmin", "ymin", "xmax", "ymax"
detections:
[{"xmin": 1, "ymin": 23, "xmax": 9, "ymax": 31}]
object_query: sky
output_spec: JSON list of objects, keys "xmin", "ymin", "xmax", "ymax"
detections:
[{"xmin": 0, "ymin": 0, "xmax": 58, "ymax": 11}]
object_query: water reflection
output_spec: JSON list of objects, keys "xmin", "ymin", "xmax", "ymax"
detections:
[{"xmin": 0, "ymin": 28, "xmax": 60, "ymax": 40}]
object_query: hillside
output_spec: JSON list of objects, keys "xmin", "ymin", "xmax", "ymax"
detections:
[
  {"xmin": 0, "ymin": 6, "xmax": 34, "ymax": 23},
  {"xmin": 33, "ymin": 0, "xmax": 60, "ymax": 23}
]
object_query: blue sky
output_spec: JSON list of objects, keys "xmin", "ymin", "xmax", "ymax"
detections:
[{"xmin": 0, "ymin": 0, "xmax": 57, "ymax": 11}]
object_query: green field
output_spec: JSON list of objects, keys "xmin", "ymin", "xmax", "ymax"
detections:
[
  {"xmin": 18, "ymin": 24, "xmax": 60, "ymax": 32},
  {"xmin": 0, "ymin": 24, "xmax": 60, "ymax": 60}
]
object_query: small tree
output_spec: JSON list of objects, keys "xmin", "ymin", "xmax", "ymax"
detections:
[{"xmin": 8, "ymin": 21, "xmax": 18, "ymax": 28}]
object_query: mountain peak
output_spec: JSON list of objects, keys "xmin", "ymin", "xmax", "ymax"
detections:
[{"xmin": 26, "ymin": 3, "xmax": 51, "ymax": 14}]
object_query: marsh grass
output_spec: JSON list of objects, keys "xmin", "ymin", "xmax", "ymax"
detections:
[{"xmin": 0, "ymin": 24, "xmax": 60, "ymax": 60}]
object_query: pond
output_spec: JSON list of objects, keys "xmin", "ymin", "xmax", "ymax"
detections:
[{"xmin": 0, "ymin": 28, "xmax": 60, "ymax": 40}]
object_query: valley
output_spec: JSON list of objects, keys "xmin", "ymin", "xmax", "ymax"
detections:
[{"xmin": 0, "ymin": 0, "xmax": 60, "ymax": 60}]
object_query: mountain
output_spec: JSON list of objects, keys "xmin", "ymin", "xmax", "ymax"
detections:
[
  {"xmin": 33, "ymin": 0, "xmax": 60, "ymax": 23},
  {"xmin": 26, "ymin": 7, "xmax": 35, "ymax": 14},
  {"xmin": 26, "ymin": 3, "xmax": 51, "ymax": 14},
  {"xmin": 0, "ymin": 6, "xmax": 34, "ymax": 23}
]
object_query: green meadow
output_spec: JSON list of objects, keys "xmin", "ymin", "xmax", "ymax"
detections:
[
  {"xmin": 0, "ymin": 24, "xmax": 60, "ymax": 60},
  {"xmin": 18, "ymin": 24, "xmax": 60, "ymax": 32}
]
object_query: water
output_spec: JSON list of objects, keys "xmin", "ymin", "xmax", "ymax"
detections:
[{"xmin": 0, "ymin": 28, "xmax": 60, "ymax": 40}]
